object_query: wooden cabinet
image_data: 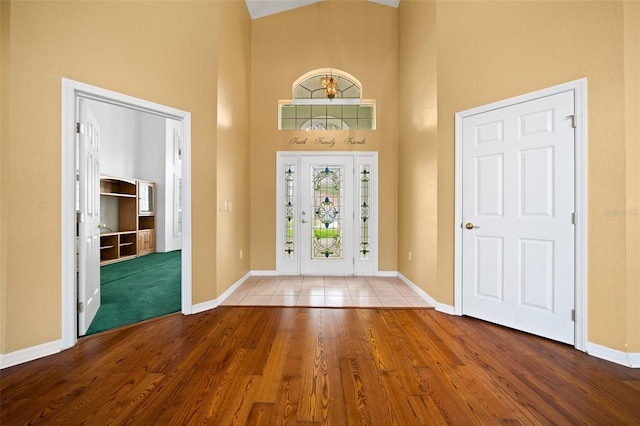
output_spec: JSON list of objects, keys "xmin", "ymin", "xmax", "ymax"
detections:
[
  {"xmin": 99, "ymin": 175, "xmax": 156, "ymax": 264},
  {"xmin": 138, "ymin": 230, "xmax": 155, "ymax": 256}
]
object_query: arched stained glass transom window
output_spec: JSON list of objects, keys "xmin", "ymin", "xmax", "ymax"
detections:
[{"xmin": 279, "ymin": 69, "xmax": 376, "ymax": 131}]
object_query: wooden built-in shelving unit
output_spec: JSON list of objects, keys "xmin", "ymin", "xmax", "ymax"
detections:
[{"xmin": 99, "ymin": 175, "xmax": 155, "ymax": 265}]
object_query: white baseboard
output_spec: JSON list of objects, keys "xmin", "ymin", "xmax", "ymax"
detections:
[
  {"xmin": 397, "ymin": 273, "xmax": 436, "ymax": 306},
  {"xmin": 218, "ymin": 272, "xmax": 252, "ymax": 305},
  {"xmin": 587, "ymin": 342, "xmax": 640, "ymax": 368},
  {"xmin": 0, "ymin": 340, "xmax": 63, "ymax": 370},
  {"xmin": 396, "ymin": 272, "xmax": 457, "ymax": 315},
  {"xmin": 435, "ymin": 303, "xmax": 456, "ymax": 315},
  {"xmin": 191, "ymin": 272, "xmax": 252, "ymax": 315},
  {"xmin": 191, "ymin": 299, "xmax": 218, "ymax": 315}
]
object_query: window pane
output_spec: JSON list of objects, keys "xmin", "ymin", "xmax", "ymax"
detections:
[
  {"xmin": 358, "ymin": 119, "xmax": 373, "ymax": 130},
  {"xmin": 281, "ymin": 119, "xmax": 295, "ymax": 130},
  {"xmin": 311, "ymin": 117, "xmax": 326, "ymax": 129},
  {"xmin": 343, "ymin": 118, "xmax": 357, "ymax": 129},
  {"xmin": 360, "ymin": 165, "xmax": 370, "ymax": 259},
  {"xmin": 358, "ymin": 106, "xmax": 373, "ymax": 119},
  {"xmin": 294, "ymin": 85, "xmax": 311, "ymax": 99},
  {"xmin": 282, "ymin": 106, "xmax": 295, "ymax": 119},
  {"xmin": 297, "ymin": 105, "xmax": 311, "ymax": 118},
  {"xmin": 284, "ymin": 165, "xmax": 295, "ymax": 258},
  {"xmin": 311, "ymin": 105, "xmax": 326, "ymax": 118},
  {"xmin": 327, "ymin": 105, "xmax": 342, "ymax": 118},
  {"xmin": 342, "ymin": 105, "xmax": 357, "ymax": 118},
  {"xmin": 279, "ymin": 101, "xmax": 376, "ymax": 130}
]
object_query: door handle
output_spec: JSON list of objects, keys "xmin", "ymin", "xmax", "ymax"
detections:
[
  {"xmin": 465, "ymin": 222, "xmax": 480, "ymax": 230},
  {"xmin": 301, "ymin": 219, "xmax": 309, "ymax": 223}
]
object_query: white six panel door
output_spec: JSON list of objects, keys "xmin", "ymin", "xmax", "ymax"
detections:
[
  {"xmin": 462, "ymin": 91, "xmax": 575, "ymax": 344},
  {"xmin": 78, "ymin": 100, "xmax": 101, "ymax": 336}
]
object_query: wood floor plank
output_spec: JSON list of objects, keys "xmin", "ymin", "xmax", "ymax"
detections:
[
  {"xmin": 321, "ymin": 337, "xmax": 348, "ymax": 423},
  {"xmin": 296, "ymin": 309, "xmax": 323, "ymax": 422},
  {"xmin": 2, "ymin": 307, "xmax": 640, "ymax": 425},
  {"xmin": 271, "ymin": 376, "xmax": 302, "ymax": 424},
  {"xmin": 253, "ymin": 331, "xmax": 293, "ymax": 403}
]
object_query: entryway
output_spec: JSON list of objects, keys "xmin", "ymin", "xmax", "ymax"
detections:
[
  {"xmin": 221, "ymin": 276, "xmax": 432, "ymax": 308},
  {"xmin": 454, "ymin": 79, "xmax": 587, "ymax": 349},
  {"xmin": 276, "ymin": 152, "xmax": 378, "ymax": 276}
]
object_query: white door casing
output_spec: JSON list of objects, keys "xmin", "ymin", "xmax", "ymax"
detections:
[
  {"xmin": 62, "ymin": 78, "xmax": 193, "ymax": 349},
  {"xmin": 454, "ymin": 80, "xmax": 588, "ymax": 350},
  {"xmin": 276, "ymin": 152, "xmax": 378, "ymax": 276},
  {"xmin": 77, "ymin": 99, "xmax": 101, "ymax": 335}
]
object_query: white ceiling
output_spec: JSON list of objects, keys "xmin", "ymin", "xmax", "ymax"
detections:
[{"xmin": 245, "ymin": 0, "xmax": 400, "ymax": 20}]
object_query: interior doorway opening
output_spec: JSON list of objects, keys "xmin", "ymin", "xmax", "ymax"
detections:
[{"xmin": 61, "ymin": 79, "xmax": 193, "ymax": 349}]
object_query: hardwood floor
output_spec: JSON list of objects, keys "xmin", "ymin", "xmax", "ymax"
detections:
[{"xmin": 2, "ymin": 307, "xmax": 639, "ymax": 425}]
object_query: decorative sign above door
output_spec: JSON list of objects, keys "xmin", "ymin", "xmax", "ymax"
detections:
[{"xmin": 289, "ymin": 136, "xmax": 366, "ymax": 147}]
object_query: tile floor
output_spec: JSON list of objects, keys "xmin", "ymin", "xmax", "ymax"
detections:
[{"xmin": 220, "ymin": 275, "xmax": 433, "ymax": 308}]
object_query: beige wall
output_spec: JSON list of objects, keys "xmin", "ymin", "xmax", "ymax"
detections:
[
  {"xmin": 398, "ymin": 0, "xmax": 438, "ymax": 297},
  {"xmin": 0, "ymin": 0, "xmax": 236, "ymax": 353},
  {"xmin": 250, "ymin": 0, "xmax": 399, "ymax": 272},
  {"xmin": 217, "ymin": 1, "xmax": 252, "ymax": 294},
  {"xmin": 1, "ymin": 0, "xmax": 10, "ymax": 356},
  {"xmin": 398, "ymin": 0, "xmax": 638, "ymax": 353},
  {"xmin": 624, "ymin": 0, "xmax": 640, "ymax": 353}
]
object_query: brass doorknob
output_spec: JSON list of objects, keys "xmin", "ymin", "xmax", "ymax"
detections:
[{"xmin": 465, "ymin": 222, "xmax": 479, "ymax": 229}]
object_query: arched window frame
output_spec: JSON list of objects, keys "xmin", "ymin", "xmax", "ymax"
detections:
[{"xmin": 279, "ymin": 68, "xmax": 376, "ymax": 130}]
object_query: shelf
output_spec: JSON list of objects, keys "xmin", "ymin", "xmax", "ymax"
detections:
[
  {"xmin": 100, "ymin": 192, "xmax": 137, "ymax": 198},
  {"xmin": 120, "ymin": 242, "xmax": 134, "ymax": 246},
  {"xmin": 100, "ymin": 231, "xmax": 136, "ymax": 237},
  {"xmin": 100, "ymin": 245, "xmax": 115, "ymax": 250}
]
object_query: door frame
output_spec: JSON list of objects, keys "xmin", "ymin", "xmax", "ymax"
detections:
[
  {"xmin": 453, "ymin": 79, "xmax": 588, "ymax": 351},
  {"xmin": 61, "ymin": 78, "xmax": 193, "ymax": 349},
  {"xmin": 276, "ymin": 151, "xmax": 379, "ymax": 276}
]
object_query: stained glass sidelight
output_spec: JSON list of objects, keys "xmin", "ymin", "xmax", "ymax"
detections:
[
  {"xmin": 312, "ymin": 166, "xmax": 343, "ymax": 259},
  {"xmin": 360, "ymin": 165, "xmax": 370, "ymax": 259},
  {"xmin": 284, "ymin": 165, "xmax": 295, "ymax": 258}
]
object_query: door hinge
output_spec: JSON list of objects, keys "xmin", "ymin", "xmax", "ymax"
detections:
[
  {"xmin": 571, "ymin": 309, "xmax": 576, "ymax": 322},
  {"xmin": 572, "ymin": 212, "xmax": 576, "ymax": 225},
  {"xmin": 567, "ymin": 115, "xmax": 577, "ymax": 128},
  {"xmin": 78, "ymin": 302, "xmax": 85, "ymax": 313},
  {"xmin": 76, "ymin": 211, "xmax": 84, "ymax": 223},
  {"xmin": 76, "ymin": 122, "xmax": 85, "ymax": 134}
]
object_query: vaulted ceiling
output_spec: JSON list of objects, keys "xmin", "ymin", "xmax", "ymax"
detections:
[{"xmin": 245, "ymin": 0, "xmax": 400, "ymax": 20}]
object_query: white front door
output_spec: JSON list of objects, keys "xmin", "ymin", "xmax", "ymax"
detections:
[
  {"xmin": 461, "ymin": 90, "xmax": 576, "ymax": 344},
  {"xmin": 78, "ymin": 99, "xmax": 101, "ymax": 336},
  {"xmin": 300, "ymin": 155, "xmax": 354, "ymax": 275}
]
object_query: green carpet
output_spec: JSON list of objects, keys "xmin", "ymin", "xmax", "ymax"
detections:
[{"xmin": 86, "ymin": 250, "xmax": 182, "ymax": 335}]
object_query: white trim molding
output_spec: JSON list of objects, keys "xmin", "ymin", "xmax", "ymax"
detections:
[
  {"xmin": 398, "ymin": 273, "xmax": 455, "ymax": 314},
  {"xmin": 276, "ymin": 152, "xmax": 379, "ymax": 277},
  {"xmin": 453, "ymin": 78, "xmax": 588, "ymax": 352},
  {"xmin": 398, "ymin": 273, "xmax": 437, "ymax": 307},
  {"xmin": 587, "ymin": 343, "xmax": 640, "ymax": 368},
  {"xmin": 0, "ymin": 340, "xmax": 63, "ymax": 370}
]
